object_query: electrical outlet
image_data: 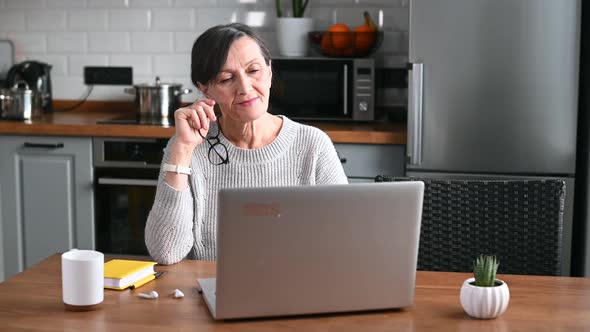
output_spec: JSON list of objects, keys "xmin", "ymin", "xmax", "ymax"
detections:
[{"xmin": 84, "ymin": 66, "xmax": 133, "ymax": 85}]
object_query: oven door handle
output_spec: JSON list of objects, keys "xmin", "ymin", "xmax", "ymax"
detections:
[{"xmin": 97, "ymin": 177, "xmax": 158, "ymax": 186}]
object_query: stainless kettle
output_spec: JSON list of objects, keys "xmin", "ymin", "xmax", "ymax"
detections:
[
  {"xmin": 5, "ymin": 61, "xmax": 52, "ymax": 112},
  {"xmin": 0, "ymin": 81, "xmax": 43, "ymax": 120}
]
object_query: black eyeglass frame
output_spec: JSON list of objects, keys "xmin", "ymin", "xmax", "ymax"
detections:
[{"xmin": 198, "ymin": 125, "xmax": 230, "ymax": 165}]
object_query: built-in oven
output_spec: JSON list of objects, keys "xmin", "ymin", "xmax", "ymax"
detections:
[
  {"xmin": 270, "ymin": 57, "xmax": 375, "ymax": 121},
  {"xmin": 93, "ymin": 137, "xmax": 168, "ymax": 255}
]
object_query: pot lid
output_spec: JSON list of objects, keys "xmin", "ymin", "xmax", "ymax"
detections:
[{"xmin": 134, "ymin": 76, "xmax": 182, "ymax": 89}]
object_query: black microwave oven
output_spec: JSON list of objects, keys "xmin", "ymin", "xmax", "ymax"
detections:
[{"xmin": 269, "ymin": 57, "xmax": 375, "ymax": 121}]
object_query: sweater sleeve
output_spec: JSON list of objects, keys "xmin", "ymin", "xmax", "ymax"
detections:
[
  {"xmin": 144, "ymin": 137, "xmax": 196, "ymax": 265},
  {"xmin": 314, "ymin": 131, "xmax": 349, "ymax": 184}
]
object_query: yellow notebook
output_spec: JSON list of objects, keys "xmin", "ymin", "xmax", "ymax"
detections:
[{"xmin": 104, "ymin": 259, "xmax": 157, "ymax": 290}]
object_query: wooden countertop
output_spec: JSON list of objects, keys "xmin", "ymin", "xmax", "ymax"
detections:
[
  {"xmin": 2, "ymin": 254, "xmax": 590, "ymax": 331},
  {"xmin": 0, "ymin": 101, "xmax": 406, "ymax": 144}
]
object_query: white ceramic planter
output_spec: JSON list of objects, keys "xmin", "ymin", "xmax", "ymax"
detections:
[
  {"xmin": 460, "ymin": 277, "xmax": 510, "ymax": 319},
  {"xmin": 276, "ymin": 17, "xmax": 313, "ymax": 57}
]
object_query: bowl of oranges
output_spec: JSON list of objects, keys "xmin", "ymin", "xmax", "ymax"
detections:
[{"xmin": 308, "ymin": 12, "xmax": 383, "ymax": 57}]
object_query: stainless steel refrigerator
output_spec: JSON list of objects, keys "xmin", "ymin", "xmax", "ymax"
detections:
[{"xmin": 407, "ymin": 0, "xmax": 581, "ymax": 276}]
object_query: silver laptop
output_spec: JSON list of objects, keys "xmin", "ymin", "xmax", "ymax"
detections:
[{"xmin": 198, "ymin": 181, "xmax": 424, "ymax": 320}]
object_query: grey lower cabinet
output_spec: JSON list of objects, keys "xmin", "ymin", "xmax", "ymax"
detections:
[
  {"xmin": 334, "ymin": 143, "xmax": 406, "ymax": 183},
  {"xmin": 0, "ymin": 136, "xmax": 94, "ymax": 281}
]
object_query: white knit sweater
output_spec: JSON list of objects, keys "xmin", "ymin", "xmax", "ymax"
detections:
[{"xmin": 145, "ymin": 116, "xmax": 348, "ymax": 264}]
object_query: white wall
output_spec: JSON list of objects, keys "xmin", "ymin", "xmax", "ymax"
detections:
[{"xmin": 0, "ymin": 0, "xmax": 409, "ymax": 102}]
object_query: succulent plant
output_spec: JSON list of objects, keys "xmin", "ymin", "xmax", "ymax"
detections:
[
  {"xmin": 473, "ymin": 255, "xmax": 500, "ymax": 287},
  {"xmin": 275, "ymin": 0, "xmax": 310, "ymax": 18}
]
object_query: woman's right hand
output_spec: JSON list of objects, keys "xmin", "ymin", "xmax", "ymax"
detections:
[{"xmin": 173, "ymin": 99, "xmax": 218, "ymax": 149}]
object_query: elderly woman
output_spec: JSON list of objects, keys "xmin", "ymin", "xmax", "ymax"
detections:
[{"xmin": 145, "ymin": 23, "xmax": 348, "ymax": 265}]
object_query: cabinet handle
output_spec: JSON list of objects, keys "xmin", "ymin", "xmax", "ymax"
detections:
[
  {"xmin": 98, "ymin": 177, "xmax": 158, "ymax": 187},
  {"xmin": 23, "ymin": 142, "xmax": 65, "ymax": 149}
]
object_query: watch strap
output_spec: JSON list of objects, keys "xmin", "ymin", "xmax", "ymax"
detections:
[{"xmin": 163, "ymin": 163, "xmax": 191, "ymax": 175}]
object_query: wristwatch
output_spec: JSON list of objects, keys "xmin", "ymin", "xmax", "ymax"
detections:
[{"xmin": 163, "ymin": 163, "xmax": 191, "ymax": 175}]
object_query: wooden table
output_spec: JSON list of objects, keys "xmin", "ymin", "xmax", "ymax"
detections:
[{"xmin": 1, "ymin": 255, "xmax": 589, "ymax": 331}]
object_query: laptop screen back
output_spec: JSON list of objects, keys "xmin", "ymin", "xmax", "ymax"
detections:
[{"xmin": 213, "ymin": 181, "xmax": 424, "ymax": 319}]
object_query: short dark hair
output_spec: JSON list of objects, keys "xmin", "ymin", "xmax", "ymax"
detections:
[{"xmin": 190, "ymin": 23, "xmax": 272, "ymax": 87}]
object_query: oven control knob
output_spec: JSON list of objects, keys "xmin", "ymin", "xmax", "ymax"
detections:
[{"xmin": 359, "ymin": 101, "xmax": 368, "ymax": 112}]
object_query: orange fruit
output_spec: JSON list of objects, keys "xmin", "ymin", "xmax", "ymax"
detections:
[
  {"xmin": 321, "ymin": 35, "xmax": 342, "ymax": 56},
  {"xmin": 354, "ymin": 24, "xmax": 376, "ymax": 54},
  {"xmin": 354, "ymin": 11, "xmax": 377, "ymax": 54},
  {"xmin": 321, "ymin": 23, "xmax": 352, "ymax": 55}
]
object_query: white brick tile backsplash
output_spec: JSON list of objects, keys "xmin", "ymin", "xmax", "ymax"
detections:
[
  {"xmin": 68, "ymin": 10, "xmax": 108, "ymax": 31},
  {"xmin": 109, "ymin": 9, "xmax": 151, "ymax": 31},
  {"xmin": 24, "ymin": 54, "xmax": 67, "ymax": 75},
  {"xmin": 399, "ymin": 31, "xmax": 408, "ymax": 53},
  {"xmin": 243, "ymin": 10, "xmax": 272, "ymax": 29},
  {"xmin": 90, "ymin": 85, "xmax": 133, "ymax": 100},
  {"xmin": 0, "ymin": 11, "xmax": 26, "ymax": 31},
  {"xmin": 131, "ymin": 32, "xmax": 173, "ymax": 53},
  {"xmin": 216, "ymin": 0, "xmax": 273, "ymax": 8},
  {"xmin": 130, "ymin": 0, "xmax": 172, "ymax": 8},
  {"xmin": 51, "ymin": 75, "xmax": 87, "ymax": 100},
  {"xmin": 69, "ymin": 54, "xmax": 108, "ymax": 74},
  {"xmin": 196, "ymin": 8, "xmax": 246, "ymax": 31},
  {"xmin": 153, "ymin": 54, "xmax": 190, "ymax": 76},
  {"xmin": 46, "ymin": 0, "xmax": 87, "ymax": 8},
  {"xmin": 47, "ymin": 32, "xmax": 86, "ymax": 53},
  {"xmin": 26, "ymin": 10, "xmax": 67, "ymax": 31},
  {"xmin": 321, "ymin": 7, "xmax": 377, "ymax": 29},
  {"xmin": 88, "ymin": 32, "xmax": 130, "ymax": 52},
  {"xmin": 0, "ymin": 1, "xmax": 408, "ymax": 100},
  {"xmin": 382, "ymin": 31, "xmax": 404, "ymax": 54},
  {"xmin": 257, "ymin": 30, "xmax": 278, "ymax": 55},
  {"xmin": 110, "ymin": 54, "xmax": 151, "ymax": 76},
  {"xmin": 4, "ymin": 0, "xmax": 46, "ymax": 9},
  {"xmin": 382, "ymin": 7, "xmax": 408, "ymax": 32},
  {"xmin": 133, "ymin": 75, "xmax": 155, "ymax": 85},
  {"xmin": 169, "ymin": 76, "xmax": 199, "ymax": 103},
  {"xmin": 174, "ymin": 31, "xmax": 199, "ymax": 52},
  {"xmin": 306, "ymin": 7, "xmax": 337, "ymax": 30},
  {"xmin": 88, "ymin": 0, "xmax": 129, "ymax": 8},
  {"xmin": 381, "ymin": 54, "xmax": 408, "ymax": 67},
  {"xmin": 153, "ymin": 9, "xmax": 194, "ymax": 31},
  {"xmin": 311, "ymin": 0, "xmax": 401, "ymax": 7},
  {"xmin": 6, "ymin": 32, "xmax": 46, "ymax": 55},
  {"xmin": 174, "ymin": 0, "xmax": 216, "ymax": 7}
]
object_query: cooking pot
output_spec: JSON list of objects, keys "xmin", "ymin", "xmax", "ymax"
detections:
[
  {"xmin": 124, "ymin": 77, "xmax": 191, "ymax": 121},
  {"xmin": 0, "ymin": 81, "xmax": 42, "ymax": 120}
]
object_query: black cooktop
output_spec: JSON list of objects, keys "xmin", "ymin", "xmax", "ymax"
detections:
[{"xmin": 97, "ymin": 115, "xmax": 174, "ymax": 127}]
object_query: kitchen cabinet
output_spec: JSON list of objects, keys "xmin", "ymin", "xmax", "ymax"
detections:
[
  {"xmin": 0, "ymin": 136, "xmax": 94, "ymax": 281},
  {"xmin": 334, "ymin": 143, "xmax": 405, "ymax": 183}
]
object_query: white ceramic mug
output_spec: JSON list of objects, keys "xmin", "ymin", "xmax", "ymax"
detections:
[{"xmin": 61, "ymin": 249, "xmax": 104, "ymax": 311}]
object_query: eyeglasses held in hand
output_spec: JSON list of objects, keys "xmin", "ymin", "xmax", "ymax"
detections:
[{"xmin": 198, "ymin": 124, "xmax": 229, "ymax": 165}]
